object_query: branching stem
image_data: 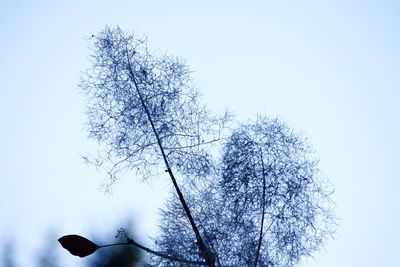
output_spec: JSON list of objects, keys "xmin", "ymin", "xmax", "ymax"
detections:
[
  {"xmin": 99, "ymin": 240, "xmax": 206, "ymax": 265},
  {"xmin": 254, "ymin": 148, "xmax": 266, "ymax": 267},
  {"xmin": 126, "ymin": 58, "xmax": 215, "ymax": 267}
]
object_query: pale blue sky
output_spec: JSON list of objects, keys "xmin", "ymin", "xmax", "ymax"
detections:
[{"xmin": 1, "ymin": 1, "xmax": 399, "ymax": 266}]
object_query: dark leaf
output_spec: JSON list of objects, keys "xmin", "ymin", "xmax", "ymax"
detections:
[{"xmin": 58, "ymin": 234, "xmax": 99, "ymax": 257}]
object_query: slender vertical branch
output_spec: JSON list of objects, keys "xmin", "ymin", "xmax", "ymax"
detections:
[
  {"xmin": 126, "ymin": 58, "xmax": 215, "ymax": 267},
  {"xmin": 254, "ymin": 148, "xmax": 266, "ymax": 267},
  {"xmin": 262, "ymin": 195, "xmax": 292, "ymax": 239}
]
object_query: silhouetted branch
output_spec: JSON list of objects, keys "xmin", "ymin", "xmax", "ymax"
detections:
[
  {"xmin": 254, "ymin": 148, "xmax": 266, "ymax": 267},
  {"xmin": 126, "ymin": 48, "xmax": 215, "ymax": 266}
]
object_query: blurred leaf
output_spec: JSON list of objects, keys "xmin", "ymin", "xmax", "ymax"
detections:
[{"xmin": 58, "ymin": 235, "xmax": 99, "ymax": 258}]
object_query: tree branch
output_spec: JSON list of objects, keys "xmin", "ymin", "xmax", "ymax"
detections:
[
  {"xmin": 254, "ymin": 148, "xmax": 266, "ymax": 267},
  {"xmin": 126, "ymin": 56, "xmax": 215, "ymax": 267},
  {"xmin": 99, "ymin": 239, "xmax": 207, "ymax": 266}
]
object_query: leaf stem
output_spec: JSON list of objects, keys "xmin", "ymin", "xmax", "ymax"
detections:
[{"xmin": 99, "ymin": 240, "xmax": 207, "ymax": 265}]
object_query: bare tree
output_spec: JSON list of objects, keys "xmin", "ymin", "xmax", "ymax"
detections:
[
  {"xmin": 151, "ymin": 117, "xmax": 335, "ymax": 266},
  {"xmin": 78, "ymin": 27, "xmax": 335, "ymax": 266},
  {"xmin": 80, "ymin": 26, "xmax": 229, "ymax": 267}
]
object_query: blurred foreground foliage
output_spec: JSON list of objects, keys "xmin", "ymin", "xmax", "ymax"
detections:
[{"xmin": 1, "ymin": 221, "xmax": 141, "ymax": 267}]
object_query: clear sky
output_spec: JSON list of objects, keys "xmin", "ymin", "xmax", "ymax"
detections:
[{"xmin": 1, "ymin": 1, "xmax": 399, "ymax": 266}]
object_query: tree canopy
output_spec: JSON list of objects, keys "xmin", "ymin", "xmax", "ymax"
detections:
[
  {"xmin": 152, "ymin": 117, "xmax": 334, "ymax": 266},
  {"xmin": 78, "ymin": 26, "xmax": 335, "ymax": 267}
]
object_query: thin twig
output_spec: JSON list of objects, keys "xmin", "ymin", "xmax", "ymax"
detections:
[
  {"xmin": 254, "ymin": 148, "xmax": 266, "ymax": 267},
  {"xmin": 99, "ymin": 240, "xmax": 206, "ymax": 265}
]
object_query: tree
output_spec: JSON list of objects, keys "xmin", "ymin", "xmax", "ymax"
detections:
[
  {"xmin": 1, "ymin": 241, "xmax": 17, "ymax": 267},
  {"xmin": 151, "ymin": 117, "xmax": 334, "ymax": 266},
  {"xmin": 73, "ymin": 26, "xmax": 335, "ymax": 266},
  {"xmin": 80, "ymin": 26, "xmax": 228, "ymax": 267}
]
